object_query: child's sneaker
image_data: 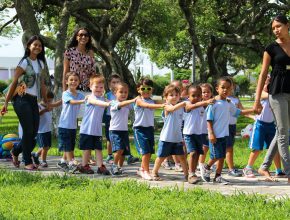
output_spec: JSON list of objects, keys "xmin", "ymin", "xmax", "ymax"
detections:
[
  {"xmin": 97, "ymin": 164, "xmax": 110, "ymax": 175},
  {"xmin": 68, "ymin": 164, "xmax": 79, "ymax": 174},
  {"xmin": 79, "ymin": 164, "xmax": 94, "ymax": 174},
  {"xmin": 275, "ymin": 171, "xmax": 286, "ymax": 178},
  {"xmin": 127, "ymin": 155, "xmax": 139, "ymax": 165},
  {"xmin": 161, "ymin": 161, "xmax": 173, "ymax": 170},
  {"xmin": 243, "ymin": 167, "xmax": 255, "ymax": 178},
  {"xmin": 57, "ymin": 161, "xmax": 69, "ymax": 172},
  {"xmin": 137, "ymin": 168, "xmax": 144, "ymax": 177},
  {"xmin": 105, "ymin": 155, "xmax": 114, "ymax": 164},
  {"xmin": 40, "ymin": 161, "xmax": 48, "ymax": 168},
  {"xmin": 111, "ymin": 164, "xmax": 120, "ymax": 175},
  {"xmin": 174, "ymin": 163, "xmax": 183, "ymax": 172},
  {"xmin": 200, "ymin": 165, "xmax": 211, "ymax": 182},
  {"xmin": 213, "ymin": 176, "xmax": 229, "ymax": 185},
  {"xmin": 228, "ymin": 169, "xmax": 242, "ymax": 177}
]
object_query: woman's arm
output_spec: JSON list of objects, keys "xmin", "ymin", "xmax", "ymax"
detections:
[
  {"xmin": 253, "ymin": 52, "xmax": 271, "ymax": 113},
  {"xmin": 135, "ymin": 98, "xmax": 164, "ymax": 109},
  {"xmin": 62, "ymin": 57, "xmax": 70, "ymax": 91},
  {"xmin": 1, "ymin": 67, "xmax": 24, "ymax": 115}
]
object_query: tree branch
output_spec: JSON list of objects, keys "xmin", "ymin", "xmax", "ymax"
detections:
[{"xmin": 0, "ymin": 15, "xmax": 17, "ymax": 34}]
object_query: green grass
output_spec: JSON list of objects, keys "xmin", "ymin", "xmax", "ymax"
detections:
[{"xmin": 0, "ymin": 170, "xmax": 289, "ymax": 220}]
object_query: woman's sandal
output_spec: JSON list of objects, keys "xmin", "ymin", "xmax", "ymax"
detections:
[
  {"xmin": 264, "ymin": 176, "xmax": 278, "ymax": 182},
  {"xmin": 11, "ymin": 151, "xmax": 20, "ymax": 168},
  {"xmin": 152, "ymin": 173, "xmax": 162, "ymax": 181},
  {"xmin": 24, "ymin": 165, "xmax": 38, "ymax": 171},
  {"xmin": 258, "ymin": 169, "xmax": 278, "ymax": 182}
]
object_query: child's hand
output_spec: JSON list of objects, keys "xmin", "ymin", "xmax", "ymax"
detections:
[
  {"xmin": 208, "ymin": 133, "xmax": 216, "ymax": 144},
  {"xmin": 207, "ymin": 98, "xmax": 215, "ymax": 105},
  {"xmin": 164, "ymin": 104, "xmax": 174, "ymax": 112}
]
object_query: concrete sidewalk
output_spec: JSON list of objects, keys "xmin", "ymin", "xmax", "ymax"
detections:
[{"xmin": 0, "ymin": 156, "xmax": 289, "ymax": 199}]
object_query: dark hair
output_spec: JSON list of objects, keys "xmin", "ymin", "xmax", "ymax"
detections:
[
  {"xmin": 163, "ymin": 85, "xmax": 180, "ymax": 97},
  {"xmin": 67, "ymin": 27, "xmax": 93, "ymax": 51},
  {"xmin": 19, "ymin": 35, "xmax": 46, "ymax": 65},
  {"xmin": 65, "ymin": 71, "xmax": 80, "ymax": 81},
  {"xmin": 108, "ymin": 73, "xmax": 122, "ymax": 82},
  {"xmin": 272, "ymin": 14, "xmax": 289, "ymax": 25},
  {"xmin": 136, "ymin": 77, "xmax": 154, "ymax": 89},
  {"xmin": 46, "ymin": 91, "xmax": 54, "ymax": 99},
  {"xmin": 216, "ymin": 76, "xmax": 232, "ymax": 87},
  {"xmin": 187, "ymin": 84, "xmax": 202, "ymax": 94}
]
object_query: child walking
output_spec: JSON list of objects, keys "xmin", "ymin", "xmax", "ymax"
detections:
[
  {"xmin": 198, "ymin": 83, "xmax": 214, "ymax": 168},
  {"xmin": 133, "ymin": 78, "xmax": 164, "ymax": 180},
  {"xmin": 200, "ymin": 77, "xmax": 254, "ymax": 184},
  {"xmin": 57, "ymin": 72, "xmax": 86, "ymax": 173},
  {"xmin": 183, "ymin": 85, "xmax": 214, "ymax": 184},
  {"xmin": 152, "ymin": 85, "xmax": 189, "ymax": 181},
  {"xmin": 109, "ymin": 82, "xmax": 136, "ymax": 175},
  {"xmin": 79, "ymin": 74, "xmax": 111, "ymax": 174},
  {"xmin": 35, "ymin": 91, "xmax": 61, "ymax": 167},
  {"xmin": 243, "ymin": 76, "xmax": 285, "ymax": 180}
]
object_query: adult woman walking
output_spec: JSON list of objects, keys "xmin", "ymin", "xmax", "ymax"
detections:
[
  {"xmin": 1, "ymin": 35, "xmax": 48, "ymax": 170},
  {"xmin": 63, "ymin": 27, "xmax": 95, "ymax": 91},
  {"xmin": 253, "ymin": 15, "xmax": 290, "ymax": 183}
]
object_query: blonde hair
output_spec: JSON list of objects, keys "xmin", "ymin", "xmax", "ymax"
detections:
[{"xmin": 89, "ymin": 74, "xmax": 105, "ymax": 87}]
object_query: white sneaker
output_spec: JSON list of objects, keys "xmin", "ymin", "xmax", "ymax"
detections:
[
  {"xmin": 137, "ymin": 168, "xmax": 144, "ymax": 176},
  {"xmin": 142, "ymin": 171, "xmax": 153, "ymax": 181},
  {"xmin": 200, "ymin": 165, "xmax": 211, "ymax": 182},
  {"xmin": 214, "ymin": 176, "xmax": 229, "ymax": 185},
  {"xmin": 243, "ymin": 167, "xmax": 255, "ymax": 178}
]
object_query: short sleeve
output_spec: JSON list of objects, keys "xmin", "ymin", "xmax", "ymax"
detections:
[
  {"xmin": 18, "ymin": 59, "xmax": 28, "ymax": 70},
  {"xmin": 77, "ymin": 92, "xmax": 85, "ymax": 100},
  {"xmin": 206, "ymin": 104, "xmax": 214, "ymax": 121},
  {"xmin": 62, "ymin": 91, "xmax": 73, "ymax": 103},
  {"xmin": 64, "ymin": 49, "xmax": 71, "ymax": 61},
  {"xmin": 229, "ymin": 102, "xmax": 241, "ymax": 117},
  {"xmin": 265, "ymin": 43, "xmax": 275, "ymax": 58},
  {"xmin": 110, "ymin": 100, "xmax": 120, "ymax": 111}
]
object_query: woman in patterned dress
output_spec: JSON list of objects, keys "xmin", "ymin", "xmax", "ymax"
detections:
[{"xmin": 63, "ymin": 28, "xmax": 95, "ymax": 91}]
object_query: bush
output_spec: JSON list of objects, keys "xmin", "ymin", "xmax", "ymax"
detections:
[{"xmin": 0, "ymin": 80, "xmax": 8, "ymax": 94}]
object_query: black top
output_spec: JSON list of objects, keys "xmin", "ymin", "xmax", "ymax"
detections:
[{"xmin": 265, "ymin": 42, "xmax": 290, "ymax": 95}]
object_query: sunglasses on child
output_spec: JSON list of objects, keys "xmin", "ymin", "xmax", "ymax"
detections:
[
  {"xmin": 78, "ymin": 33, "xmax": 89, "ymax": 38},
  {"xmin": 140, "ymin": 87, "xmax": 153, "ymax": 92}
]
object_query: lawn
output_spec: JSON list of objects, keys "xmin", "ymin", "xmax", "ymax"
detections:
[{"xmin": 0, "ymin": 170, "xmax": 290, "ymax": 220}]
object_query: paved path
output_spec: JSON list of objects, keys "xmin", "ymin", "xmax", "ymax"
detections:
[{"xmin": 1, "ymin": 156, "xmax": 289, "ymax": 199}]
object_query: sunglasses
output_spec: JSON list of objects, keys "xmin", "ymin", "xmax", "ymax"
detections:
[
  {"xmin": 78, "ymin": 33, "xmax": 89, "ymax": 38},
  {"xmin": 140, "ymin": 87, "xmax": 153, "ymax": 92}
]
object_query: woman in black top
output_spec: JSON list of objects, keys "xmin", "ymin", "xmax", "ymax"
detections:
[{"xmin": 253, "ymin": 15, "xmax": 290, "ymax": 183}]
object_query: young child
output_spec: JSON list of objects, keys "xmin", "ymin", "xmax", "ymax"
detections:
[
  {"xmin": 198, "ymin": 83, "xmax": 214, "ymax": 168},
  {"xmin": 243, "ymin": 76, "xmax": 285, "ymax": 180},
  {"xmin": 183, "ymin": 85, "xmax": 214, "ymax": 184},
  {"xmin": 200, "ymin": 77, "xmax": 254, "ymax": 184},
  {"xmin": 109, "ymin": 82, "xmax": 136, "ymax": 175},
  {"xmin": 133, "ymin": 78, "xmax": 164, "ymax": 180},
  {"xmin": 79, "ymin": 74, "xmax": 111, "ymax": 174},
  {"xmin": 104, "ymin": 74, "xmax": 121, "ymax": 164},
  {"xmin": 57, "ymin": 72, "xmax": 86, "ymax": 173},
  {"xmin": 151, "ymin": 85, "xmax": 189, "ymax": 181},
  {"xmin": 35, "ymin": 91, "xmax": 61, "ymax": 167},
  {"xmin": 226, "ymin": 79, "xmax": 244, "ymax": 177}
]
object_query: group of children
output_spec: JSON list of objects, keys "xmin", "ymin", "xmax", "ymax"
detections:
[{"xmin": 33, "ymin": 71, "xmax": 285, "ymax": 184}]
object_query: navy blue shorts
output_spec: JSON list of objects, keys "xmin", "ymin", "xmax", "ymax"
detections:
[
  {"xmin": 249, "ymin": 120, "xmax": 275, "ymax": 151},
  {"xmin": 201, "ymin": 134, "xmax": 209, "ymax": 147},
  {"xmin": 157, "ymin": 141, "xmax": 184, "ymax": 157},
  {"xmin": 209, "ymin": 137, "xmax": 227, "ymax": 159},
  {"xmin": 184, "ymin": 134, "xmax": 203, "ymax": 154},
  {"xmin": 58, "ymin": 128, "xmax": 76, "ymax": 152},
  {"xmin": 103, "ymin": 114, "xmax": 111, "ymax": 141},
  {"xmin": 226, "ymin": 124, "xmax": 236, "ymax": 148},
  {"xmin": 133, "ymin": 126, "xmax": 155, "ymax": 155},
  {"xmin": 37, "ymin": 132, "xmax": 51, "ymax": 148},
  {"xmin": 79, "ymin": 134, "xmax": 103, "ymax": 150},
  {"xmin": 109, "ymin": 130, "xmax": 130, "ymax": 155}
]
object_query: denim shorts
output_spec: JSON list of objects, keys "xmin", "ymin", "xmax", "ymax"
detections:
[
  {"xmin": 133, "ymin": 126, "xmax": 155, "ymax": 155},
  {"xmin": 201, "ymin": 134, "xmax": 209, "ymax": 147},
  {"xmin": 226, "ymin": 124, "xmax": 236, "ymax": 148},
  {"xmin": 184, "ymin": 134, "xmax": 203, "ymax": 154},
  {"xmin": 249, "ymin": 120, "xmax": 275, "ymax": 151},
  {"xmin": 157, "ymin": 141, "xmax": 184, "ymax": 157},
  {"xmin": 58, "ymin": 127, "xmax": 76, "ymax": 152},
  {"xmin": 79, "ymin": 134, "xmax": 103, "ymax": 150},
  {"xmin": 37, "ymin": 131, "xmax": 51, "ymax": 148},
  {"xmin": 209, "ymin": 137, "xmax": 227, "ymax": 159},
  {"xmin": 109, "ymin": 130, "xmax": 130, "ymax": 155},
  {"xmin": 103, "ymin": 114, "xmax": 111, "ymax": 141}
]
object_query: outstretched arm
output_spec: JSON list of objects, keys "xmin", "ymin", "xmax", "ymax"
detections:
[
  {"xmin": 135, "ymin": 98, "xmax": 164, "ymax": 109},
  {"xmin": 185, "ymin": 98, "xmax": 214, "ymax": 111}
]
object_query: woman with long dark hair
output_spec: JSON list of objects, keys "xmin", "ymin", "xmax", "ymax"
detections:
[
  {"xmin": 254, "ymin": 15, "xmax": 290, "ymax": 183},
  {"xmin": 1, "ymin": 35, "xmax": 48, "ymax": 170}
]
